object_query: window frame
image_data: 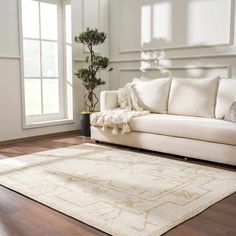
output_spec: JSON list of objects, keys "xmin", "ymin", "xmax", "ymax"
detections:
[{"xmin": 18, "ymin": 0, "xmax": 74, "ymax": 129}]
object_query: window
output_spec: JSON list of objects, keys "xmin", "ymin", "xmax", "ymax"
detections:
[{"xmin": 20, "ymin": 0, "xmax": 73, "ymax": 126}]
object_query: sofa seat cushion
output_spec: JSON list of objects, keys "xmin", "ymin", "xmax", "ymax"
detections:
[{"xmin": 130, "ymin": 114, "xmax": 236, "ymax": 146}]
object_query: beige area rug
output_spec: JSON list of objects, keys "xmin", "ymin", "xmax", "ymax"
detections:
[{"xmin": 0, "ymin": 143, "xmax": 236, "ymax": 236}]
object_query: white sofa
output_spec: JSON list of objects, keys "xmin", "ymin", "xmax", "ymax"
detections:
[{"xmin": 91, "ymin": 77, "xmax": 236, "ymax": 166}]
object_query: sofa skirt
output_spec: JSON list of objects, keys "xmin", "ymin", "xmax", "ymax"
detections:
[{"xmin": 91, "ymin": 126, "xmax": 236, "ymax": 166}]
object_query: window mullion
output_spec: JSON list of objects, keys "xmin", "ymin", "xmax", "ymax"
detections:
[
  {"xmin": 39, "ymin": 1, "xmax": 44, "ymax": 115},
  {"xmin": 58, "ymin": 0, "xmax": 65, "ymax": 117},
  {"xmin": 62, "ymin": 1, "xmax": 67, "ymax": 117}
]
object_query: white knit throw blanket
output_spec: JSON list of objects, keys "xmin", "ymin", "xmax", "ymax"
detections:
[{"xmin": 90, "ymin": 83, "xmax": 149, "ymax": 135}]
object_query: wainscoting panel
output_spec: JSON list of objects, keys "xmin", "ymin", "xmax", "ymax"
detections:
[
  {"xmin": 82, "ymin": 0, "xmax": 100, "ymax": 29},
  {"xmin": 82, "ymin": 0, "xmax": 101, "ymax": 53},
  {"xmin": 109, "ymin": 0, "xmax": 236, "ymax": 90},
  {"xmin": 117, "ymin": 65, "xmax": 230, "ymax": 87},
  {"xmin": 117, "ymin": 0, "xmax": 233, "ymax": 53},
  {"xmin": 0, "ymin": 0, "xmax": 19, "ymax": 56}
]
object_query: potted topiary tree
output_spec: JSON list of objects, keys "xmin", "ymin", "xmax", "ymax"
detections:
[{"xmin": 74, "ymin": 28, "xmax": 113, "ymax": 137}]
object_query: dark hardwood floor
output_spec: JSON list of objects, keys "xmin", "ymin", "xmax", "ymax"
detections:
[{"xmin": 0, "ymin": 134, "xmax": 236, "ymax": 236}]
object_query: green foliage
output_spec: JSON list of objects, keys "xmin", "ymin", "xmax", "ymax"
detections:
[
  {"xmin": 74, "ymin": 67, "xmax": 106, "ymax": 90},
  {"xmin": 74, "ymin": 28, "xmax": 113, "ymax": 111},
  {"xmin": 74, "ymin": 28, "xmax": 106, "ymax": 46},
  {"xmin": 92, "ymin": 55, "xmax": 108, "ymax": 69}
]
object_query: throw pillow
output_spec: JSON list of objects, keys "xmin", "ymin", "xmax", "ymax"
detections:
[
  {"xmin": 224, "ymin": 101, "xmax": 236, "ymax": 123},
  {"xmin": 168, "ymin": 77, "xmax": 219, "ymax": 118},
  {"xmin": 215, "ymin": 78, "xmax": 236, "ymax": 119},
  {"xmin": 132, "ymin": 77, "xmax": 172, "ymax": 113}
]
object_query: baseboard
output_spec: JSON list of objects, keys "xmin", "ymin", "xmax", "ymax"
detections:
[{"xmin": 0, "ymin": 130, "xmax": 81, "ymax": 146}]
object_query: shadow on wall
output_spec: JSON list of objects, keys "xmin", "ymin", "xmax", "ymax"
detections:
[
  {"xmin": 136, "ymin": 0, "xmax": 234, "ymax": 79},
  {"xmin": 141, "ymin": 38, "xmax": 214, "ymax": 79}
]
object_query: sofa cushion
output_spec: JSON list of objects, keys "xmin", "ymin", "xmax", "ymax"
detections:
[
  {"xmin": 130, "ymin": 114, "xmax": 236, "ymax": 146},
  {"xmin": 132, "ymin": 77, "xmax": 172, "ymax": 113},
  {"xmin": 224, "ymin": 101, "xmax": 236, "ymax": 123},
  {"xmin": 215, "ymin": 78, "xmax": 236, "ymax": 119},
  {"xmin": 168, "ymin": 77, "xmax": 219, "ymax": 118}
]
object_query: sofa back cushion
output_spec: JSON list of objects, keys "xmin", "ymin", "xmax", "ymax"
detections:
[
  {"xmin": 168, "ymin": 77, "xmax": 219, "ymax": 118},
  {"xmin": 215, "ymin": 78, "xmax": 236, "ymax": 119},
  {"xmin": 132, "ymin": 77, "xmax": 172, "ymax": 113}
]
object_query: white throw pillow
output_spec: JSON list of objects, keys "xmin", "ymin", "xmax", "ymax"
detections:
[
  {"xmin": 168, "ymin": 77, "xmax": 219, "ymax": 118},
  {"xmin": 224, "ymin": 101, "xmax": 236, "ymax": 123},
  {"xmin": 132, "ymin": 77, "xmax": 172, "ymax": 113},
  {"xmin": 215, "ymin": 78, "xmax": 236, "ymax": 119}
]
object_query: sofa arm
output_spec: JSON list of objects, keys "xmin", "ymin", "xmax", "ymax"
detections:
[{"xmin": 100, "ymin": 90, "xmax": 118, "ymax": 112}]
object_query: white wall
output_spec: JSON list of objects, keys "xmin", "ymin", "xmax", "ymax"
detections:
[
  {"xmin": 109, "ymin": 0, "xmax": 236, "ymax": 89},
  {"xmin": 0, "ymin": 0, "xmax": 109, "ymax": 142}
]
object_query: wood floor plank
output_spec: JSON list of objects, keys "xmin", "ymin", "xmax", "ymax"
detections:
[
  {"xmin": 0, "ymin": 133, "xmax": 235, "ymax": 236},
  {"xmin": 0, "ymin": 186, "xmax": 108, "ymax": 236}
]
